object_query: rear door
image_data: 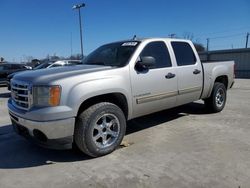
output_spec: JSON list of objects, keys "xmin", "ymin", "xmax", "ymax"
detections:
[
  {"xmin": 171, "ymin": 41, "xmax": 203, "ymax": 105},
  {"xmin": 130, "ymin": 41, "xmax": 178, "ymax": 118}
]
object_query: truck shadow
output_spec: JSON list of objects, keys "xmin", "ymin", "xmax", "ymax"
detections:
[
  {"xmin": 127, "ymin": 101, "xmax": 209, "ymax": 135},
  {"xmin": 0, "ymin": 125, "xmax": 90, "ymax": 169},
  {"xmin": 0, "ymin": 101, "xmax": 209, "ymax": 169}
]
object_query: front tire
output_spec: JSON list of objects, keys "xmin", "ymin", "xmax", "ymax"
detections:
[
  {"xmin": 74, "ymin": 102, "xmax": 126, "ymax": 157},
  {"xmin": 204, "ymin": 82, "xmax": 227, "ymax": 113}
]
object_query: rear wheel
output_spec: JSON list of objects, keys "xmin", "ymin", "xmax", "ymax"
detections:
[
  {"xmin": 74, "ymin": 102, "xmax": 126, "ymax": 157},
  {"xmin": 204, "ymin": 82, "xmax": 227, "ymax": 113}
]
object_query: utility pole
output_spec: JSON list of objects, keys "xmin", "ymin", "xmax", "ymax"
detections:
[
  {"xmin": 206, "ymin": 38, "xmax": 210, "ymax": 51},
  {"xmin": 70, "ymin": 32, "xmax": 73, "ymax": 57},
  {"xmin": 73, "ymin": 3, "xmax": 85, "ymax": 59},
  {"xmin": 246, "ymin": 32, "xmax": 249, "ymax": 48}
]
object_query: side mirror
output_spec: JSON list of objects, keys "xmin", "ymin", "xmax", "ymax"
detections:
[
  {"xmin": 135, "ymin": 56, "xmax": 155, "ymax": 71},
  {"xmin": 140, "ymin": 56, "xmax": 155, "ymax": 67}
]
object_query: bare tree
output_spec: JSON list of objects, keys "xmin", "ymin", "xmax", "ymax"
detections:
[
  {"xmin": 180, "ymin": 32, "xmax": 205, "ymax": 52},
  {"xmin": 183, "ymin": 32, "xmax": 194, "ymax": 41},
  {"xmin": 24, "ymin": 56, "xmax": 34, "ymax": 63},
  {"xmin": 194, "ymin": 43, "xmax": 205, "ymax": 52},
  {"xmin": 0, "ymin": 57, "xmax": 4, "ymax": 63},
  {"xmin": 69, "ymin": 54, "xmax": 83, "ymax": 60}
]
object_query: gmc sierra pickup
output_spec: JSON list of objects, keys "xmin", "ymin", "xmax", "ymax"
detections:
[{"xmin": 8, "ymin": 38, "xmax": 234, "ymax": 157}]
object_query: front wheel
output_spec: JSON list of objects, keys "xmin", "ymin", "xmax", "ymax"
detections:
[
  {"xmin": 204, "ymin": 82, "xmax": 227, "ymax": 113},
  {"xmin": 74, "ymin": 102, "xmax": 126, "ymax": 157}
]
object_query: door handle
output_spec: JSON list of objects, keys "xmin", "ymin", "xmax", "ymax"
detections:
[
  {"xmin": 165, "ymin": 73, "xmax": 176, "ymax": 79},
  {"xmin": 193, "ymin": 69, "xmax": 201, "ymax": 75}
]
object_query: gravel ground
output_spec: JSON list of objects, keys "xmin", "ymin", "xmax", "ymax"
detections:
[{"xmin": 0, "ymin": 79, "xmax": 250, "ymax": 188}]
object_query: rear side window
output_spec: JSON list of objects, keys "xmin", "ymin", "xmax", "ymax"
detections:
[
  {"xmin": 171, "ymin": 42, "xmax": 196, "ymax": 66},
  {"xmin": 140, "ymin": 41, "xmax": 172, "ymax": 69}
]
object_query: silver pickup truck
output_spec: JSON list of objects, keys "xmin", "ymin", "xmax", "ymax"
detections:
[{"xmin": 8, "ymin": 38, "xmax": 234, "ymax": 157}]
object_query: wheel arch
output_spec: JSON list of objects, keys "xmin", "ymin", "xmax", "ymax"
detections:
[
  {"xmin": 77, "ymin": 93, "xmax": 129, "ymax": 120},
  {"xmin": 214, "ymin": 75, "xmax": 228, "ymax": 89},
  {"xmin": 206, "ymin": 75, "xmax": 229, "ymax": 99}
]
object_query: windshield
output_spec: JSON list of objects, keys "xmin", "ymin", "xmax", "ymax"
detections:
[{"xmin": 83, "ymin": 41, "xmax": 140, "ymax": 67}]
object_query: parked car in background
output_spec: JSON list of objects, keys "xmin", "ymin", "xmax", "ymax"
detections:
[
  {"xmin": 47, "ymin": 60, "xmax": 82, "ymax": 68},
  {"xmin": 7, "ymin": 60, "xmax": 82, "ymax": 90},
  {"xmin": 0, "ymin": 63, "xmax": 29, "ymax": 86},
  {"xmin": 33, "ymin": 60, "xmax": 82, "ymax": 69}
]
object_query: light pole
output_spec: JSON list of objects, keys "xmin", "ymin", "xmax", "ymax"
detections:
[
  {"xmin": 206, "ymin": 38, "xmax": 210, "ymax": 51},
  {"xmin": 246, "ymin": 32, "xmax": 249, "ymax": 48},
  {"xmin": 73, "ymin": 3, "xmax": 85, "ymax": 59}
]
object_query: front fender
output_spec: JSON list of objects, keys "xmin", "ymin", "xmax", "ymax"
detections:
[{"xmin": 66, "ymin": 76, "xmax": 132, "ymax": 118}]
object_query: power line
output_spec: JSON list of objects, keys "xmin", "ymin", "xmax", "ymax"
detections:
[
  {"xmin": 195, "ymin": 26, "xmax": 250, "ymax": 38},
  {"xmin": 204, "ymin": 32, "xmax": 249, "ymax": 51},
  {"xmin": 209, "ymin": 33, "xmax": 245, "ymax": 40}
]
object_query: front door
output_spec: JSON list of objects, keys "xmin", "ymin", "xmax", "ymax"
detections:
[{"xmin": 130, "ymin": 41, "xmax": 178, "ymax": 118}]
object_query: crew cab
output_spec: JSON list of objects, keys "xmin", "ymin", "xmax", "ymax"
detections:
[{"xmin": 8, "ymin": 38, "xmax": 234, "ymax": 157}]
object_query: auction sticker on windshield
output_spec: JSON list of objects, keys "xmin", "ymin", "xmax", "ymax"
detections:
[{"xmin": 122, "ymin": 42, "xmax": 138, "ymax": 46}]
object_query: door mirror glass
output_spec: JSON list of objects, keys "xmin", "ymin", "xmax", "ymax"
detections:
[
  {"xmin": 135, "ymin": 56, "xmax": 155, "ymax": 71},
  {"xmin": 140, "ymin": 56, "xmax": 156, "ymax": 67}
]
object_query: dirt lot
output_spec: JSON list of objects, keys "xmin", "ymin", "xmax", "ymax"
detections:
[{"xmin": 0, "ymin": 79, "xmax": 250, "ymax": 188}]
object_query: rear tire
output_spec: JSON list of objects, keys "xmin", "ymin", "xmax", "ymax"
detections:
[
  {"xmin": 74, "ymin": 102, "xmax": 126, "ymax": 157},
  {"xmin": 204, "ymin": 82, "xmax": 227, "ymax": 113}
]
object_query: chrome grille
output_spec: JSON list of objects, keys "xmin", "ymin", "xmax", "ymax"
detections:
[{"xmin": 11, "ymin": 80, "xmax": 31, "ymax": 110}]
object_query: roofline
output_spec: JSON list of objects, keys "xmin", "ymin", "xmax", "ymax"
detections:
[
  {"xmin": 199, "ymin": 48, "xmax": 250, "ymax": 54},
  {"xmin": 104, "ymin": 37, "xmax": 192, "ymax": 44}
]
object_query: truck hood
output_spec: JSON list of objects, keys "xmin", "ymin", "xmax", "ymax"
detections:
[{"xmin": 13, "ymin": 65, "xmax": 113, "ymax": 84}]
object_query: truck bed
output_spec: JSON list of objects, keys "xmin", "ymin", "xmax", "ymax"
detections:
[{"xmin": 201, "ymin": 60, "xmax": 235, "ymax": 99}]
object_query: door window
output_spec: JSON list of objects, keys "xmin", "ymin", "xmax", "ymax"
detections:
[
  {"xmin": 140, "ymin": 41, "xmax": 172, "ymax": 69},
  {"xmin": 171, "ymin": 42, "xmax": 196, "ymax": 66}
]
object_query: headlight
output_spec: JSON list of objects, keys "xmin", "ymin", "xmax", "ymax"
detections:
[{"xmin": 33, "ymin": 86, "xmax": 61, "ymax": 107}]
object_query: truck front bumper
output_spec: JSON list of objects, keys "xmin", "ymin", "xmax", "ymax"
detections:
[{"xmin": 9, "ymin": 111, "xmax": 75, "ymax": 150}]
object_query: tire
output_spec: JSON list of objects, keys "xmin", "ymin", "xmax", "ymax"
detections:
[
  {"xmin": 204, "ymin": 82, "xmax": 227, "ymax": 113},
  {"xmin": 74, "ymin": 102, "xmax": 126, "ymax": 157}
]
